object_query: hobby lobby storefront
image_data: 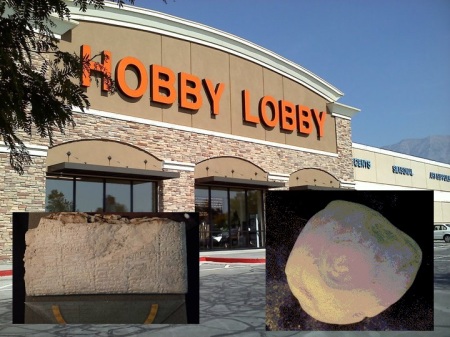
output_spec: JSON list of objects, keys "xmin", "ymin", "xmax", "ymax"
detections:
[{"xmin": 0, "ymin": 4, "xmax": 360, "ymax": 259}]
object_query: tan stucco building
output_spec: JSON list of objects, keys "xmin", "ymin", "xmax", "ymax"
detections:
[{"xmin": 353, "ymin": 143, "xmax": 450, "ymax": 224}]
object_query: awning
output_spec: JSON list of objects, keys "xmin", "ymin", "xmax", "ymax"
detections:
[
  {"xmin": 47, "ymin": 162, "xmax": 179, "ymax": 180},
  {"xmin": 195, "ymin": 176, "xmax": 284, "ymax": 189},
  {"xmin": 289, "ymin": 185, "xmax": 340, "ymax": 191}
]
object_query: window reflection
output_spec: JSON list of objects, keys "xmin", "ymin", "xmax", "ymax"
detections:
[
  {"xmin": 247, "ymin": 190, "xmax": 264, "ymax": 247},
  {"xmin": 76, "ymin": 178, "xmax": 103, "ymax": 212},
  {"xmin": 45, "ymin": 176, "xmax": 157, "ymax": 213},
  {"xmin": 211, "ymin": 189, "xmax": 228, "ymax": 249},
  {"xmin": 133, "ymin": 181, "xmax": 155, "ymax": 212},
  {"xmin": 195, "ymin": 188, "xmax": 210, "ymax": 249},
  {"xmin": 105, "ymin": 180, "xmax": 130, "ymax": 212},
  {"xmin": 45, "ymin": 178, "xmax": 74, "ymax": 212},
  {"xmin": 195, "ymin": 187, "xmax": 264, "ymax": 250},
  {"xmin": 229, "ymin": 189, "xmax": 246, "ymax": 248}
]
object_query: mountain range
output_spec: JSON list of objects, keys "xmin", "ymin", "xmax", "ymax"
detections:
[{"xmin": 380, "ymin": 135, "xmax": 450, "ymax": 164}]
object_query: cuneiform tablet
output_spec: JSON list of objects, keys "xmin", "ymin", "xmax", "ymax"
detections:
[
  {"xmin": 285, "ymin": 200, "xmax": 422, "ymax": 324},
  {"xmin": 24, "ymin": 213, "xmax": 187, "ymax": 296}
]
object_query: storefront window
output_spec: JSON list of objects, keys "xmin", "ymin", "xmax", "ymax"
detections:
[
  {"xmin": 195, "ymin": 186, "xmax": 264, "ymax": 250},
  {"xmin": 132, "ymin": 181, "xmax": 155, "ymax": 212},
  {"xmin": 105, "ymin": 180, "xmax": 130, "ymax": 212},
  {"xmin": 45, "ymin": 178, "xmax": 74, "ymax": 212},
  {"xmin": 45, "ymin": 176, "xmax": 157, "ymax": 212},
  {"xmin": 76, "ymin": 178, "xmax": 103, "ymax": 212}
]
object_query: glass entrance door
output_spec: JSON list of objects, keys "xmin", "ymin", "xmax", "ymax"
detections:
[{"xmin": 195, "ymin": 186, "xmax": 264, "ymax": 250}]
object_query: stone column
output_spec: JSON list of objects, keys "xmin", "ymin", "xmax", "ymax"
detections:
[
  {"xmin": 335, "ymin": 117, "xmax": 355, "ymax": 184},
  {"xmin": 0, "ymin": 154, "xmax": 47, "ymax": 262},
  {"xmin": 159, "ymin": 170, "xmax": 195, "ymax": 212}
]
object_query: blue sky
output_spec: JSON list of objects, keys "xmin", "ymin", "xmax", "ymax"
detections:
[{"xmin": 136, "ymin": 0, "xmax": 449, "ymax": 147}]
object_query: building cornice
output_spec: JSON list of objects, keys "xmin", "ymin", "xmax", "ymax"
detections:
[
  {"xmin": 328, "ymin": 102, "xmax": 361, "ymax": 120},
  {"xmin": 2, "ymin": 5, "xmax": 79, "ymax": 39},
  {"xmin": 49, "ymin": 13, "xmax": 79, "ymax": 38},
  {"xmin": 0, "ymin": 143, "xmax": 48, "ymax": 157}
]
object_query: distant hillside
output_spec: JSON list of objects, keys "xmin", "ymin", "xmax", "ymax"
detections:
[{"xmin": 381, "ymin": 135, "xmax": 450, "ymax": 164}]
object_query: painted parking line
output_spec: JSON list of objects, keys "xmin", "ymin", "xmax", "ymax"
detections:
[
  {"xmin": 0, "ymin": 284, "xmax": 12, "ymax": 292},
  {"xmin": 435, "ymin": 256, "xmax": 450, "ymax": 260}
]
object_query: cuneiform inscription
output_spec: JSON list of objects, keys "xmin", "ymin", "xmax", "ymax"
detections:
[{"xmin": 24, "ymin": 213, "xmax": 187, "ymax": 296}]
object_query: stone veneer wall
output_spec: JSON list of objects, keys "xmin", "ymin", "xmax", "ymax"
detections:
[
  {"xmin": 0, "ymin": 154, "xmax": 47, "ymax": 262},
  {"xmin": 0, "ymin": 111, "xmax": 354, "ymax": 261},
  {"xmin": 335, "ymin": 118, "xmax": 354, "ymax": 182},
  {"xmin": 60, "ymin": 112, "xmax": 354, "ymax": 207},
  {"xmin": 160, "ymin": 171, "xmax": 196, "ymax": 212},
  {"xmin": 0, "ymin": 39, "xmax": 50, "ymax": 262}
]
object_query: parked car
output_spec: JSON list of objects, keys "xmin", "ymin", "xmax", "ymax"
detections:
[{"xmin": 434, "ymin": 224, "xmax": 450, "ymax": 243}]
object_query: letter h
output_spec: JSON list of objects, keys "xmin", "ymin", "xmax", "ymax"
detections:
[{"xmin": 80, "ymin": 45, "xmax": 112, "ymax": 91}]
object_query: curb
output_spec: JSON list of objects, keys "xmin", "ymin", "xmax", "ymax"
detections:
[
  {"xmin": 0, "ymin": 270, "xmax": 12, "ymax": 277},
  {"xmin": 200, "ymin": 257, "xmax": 265, "ymax": 264}
]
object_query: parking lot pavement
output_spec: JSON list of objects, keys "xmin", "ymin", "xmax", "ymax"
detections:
[
  {"xmin": 0, "ymin": 275, "xmax": 12, "ymax": 324},
  {"xmin": 0, "ymin": 263, "xmax": 266, "ymax": 336},
  {"xmin": 0, "ymin": 244, "xmax": 449, "ymax": 336},
  {"xmin": 433, "ymin": 242, "xmax": 450, "ymax": 336}
]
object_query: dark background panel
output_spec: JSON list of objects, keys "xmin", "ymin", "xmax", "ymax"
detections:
[
  {"xmin": 265, "ymin": 190, "xmax": 434, "ymax": 331},
  {"xmin": 13, "ymin": 212, "xmax": 199, "ymax": 324}
]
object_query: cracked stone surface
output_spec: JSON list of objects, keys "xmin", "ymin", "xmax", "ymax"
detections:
[{"xmin": 24, "ymin": 213, "xmax": 187, "ymax": 296}]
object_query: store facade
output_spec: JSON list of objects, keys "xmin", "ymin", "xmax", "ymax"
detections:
[
  {"xmin": 0, "ymin": 3, "xmax": 360, "ymax": 258},
  {"xmin": 353, "ymin": 143, "xmax": 450, "ymax": 224}
]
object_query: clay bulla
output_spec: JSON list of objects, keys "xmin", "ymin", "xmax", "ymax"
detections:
[{"xmin": 285, "ymin": 200, "xmax": 422, "ymax": 324}]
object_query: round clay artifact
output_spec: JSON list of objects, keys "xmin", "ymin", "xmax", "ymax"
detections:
[{"xmin": 285, "ymin": 200, "xmax": 422, "ymax": 324}]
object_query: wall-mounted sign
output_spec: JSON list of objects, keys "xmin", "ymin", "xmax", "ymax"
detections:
[
  {"xmin": 429, "ymin": 172, "xmax": 450, "ymax": 182},
  {"xmin": 80, "ymin": 45, "xmax": 327, "ymax": 138},
  {"xmin": 392, "ymin": 165, "xmax": 413, "ymax": 176},
  {"xmin": 353, "ymin": 158, "xmax": 371, "ymax": 169}
]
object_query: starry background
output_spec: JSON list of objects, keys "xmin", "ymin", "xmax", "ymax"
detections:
[{"xmin": 265, "ymin": 190, "xmax": 434, "ymax": 331}]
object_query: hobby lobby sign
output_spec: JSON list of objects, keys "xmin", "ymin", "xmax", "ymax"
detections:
[{"xmin": 81, "ymin": 45, "xmax": 327, "ymax": 137}]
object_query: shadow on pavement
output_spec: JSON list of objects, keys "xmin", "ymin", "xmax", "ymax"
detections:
[
  {"xmin": 200, "ymin": 266, "xmax": 266, "ymax": 332},
  {"xmin": 434, "ymin": 273, "xmax": 450, "ymax": 290},
  {"xmin": 0, "ymin": 264, "xmax": 266, "ymax": 336},
  {"xmin": 0, "ymin": 298, "xmax": 12, "ymax": 324}
]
